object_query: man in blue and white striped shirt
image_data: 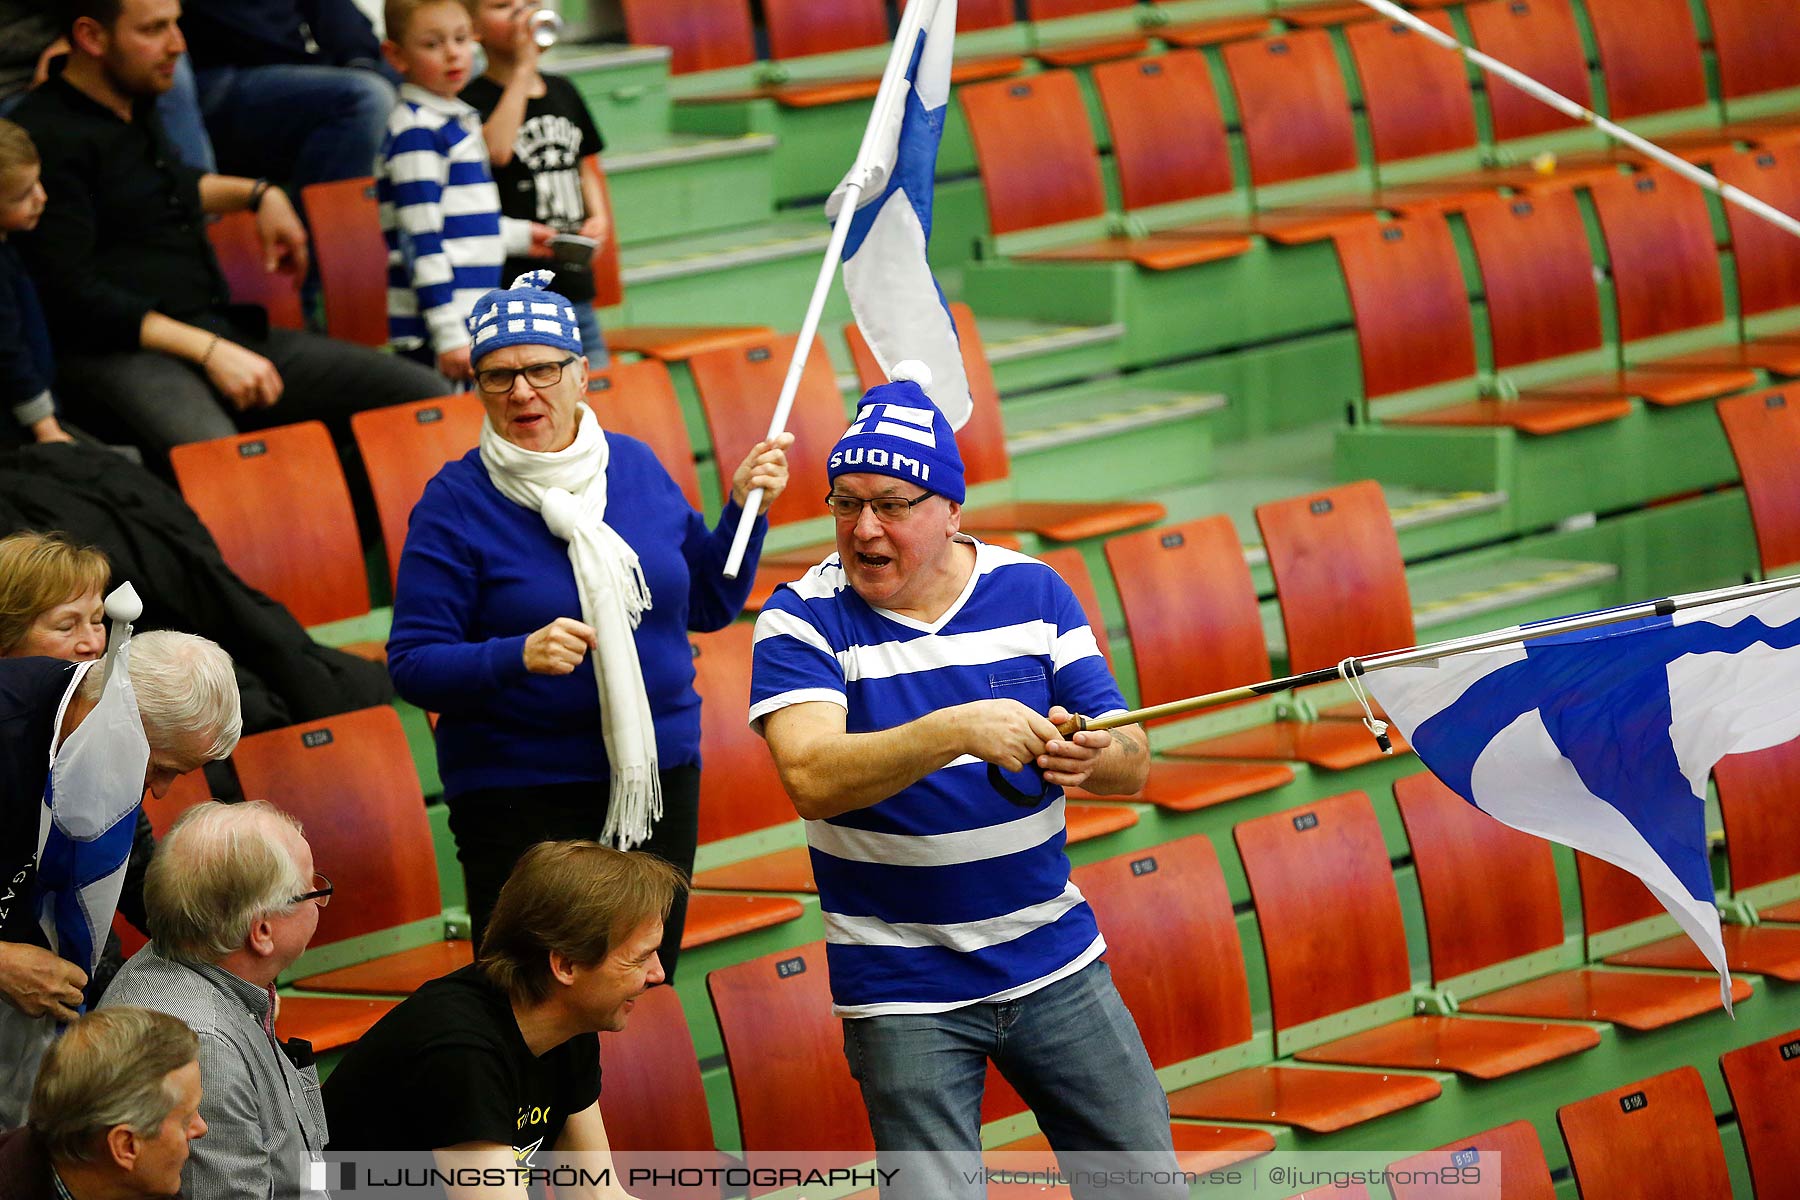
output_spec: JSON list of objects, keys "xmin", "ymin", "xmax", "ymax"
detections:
[{"xmin": 750, "ymin": 377, "xmax": 1181, "ymax": 1198}]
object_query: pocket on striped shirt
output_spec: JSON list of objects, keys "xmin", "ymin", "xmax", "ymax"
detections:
[{"xmin": 988, "ymin": 667, "xmax": 1050, "ymax": 711}]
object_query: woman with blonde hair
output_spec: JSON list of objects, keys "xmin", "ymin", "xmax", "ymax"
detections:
[{"xmin": 0, "ymin": 531, "xmax": 108, "ymax": 659}]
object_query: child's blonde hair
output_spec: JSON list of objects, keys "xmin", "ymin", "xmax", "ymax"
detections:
[
  {"xmin": 0, "ymin": 119, "xmax": 39, "ymax": 179},
  {"xmin": 384, "ymin": 0, "xmax": 476, "ymax": 44}
]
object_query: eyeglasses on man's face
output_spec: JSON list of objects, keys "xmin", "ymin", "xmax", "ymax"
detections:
[
  {"xmin": 824, "ymin": 491, "xmax": 934, "ymax": 522},
  {"xmin": 474, "ymin": 355, "xmax": 577, "ymax": 394},
  {"xmin": 292, "ymin": 873, "xmax": 332, "ymax": 908}
]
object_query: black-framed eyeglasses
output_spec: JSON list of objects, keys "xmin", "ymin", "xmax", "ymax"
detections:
[
  {"xmin": 474, "ymin": 355, "xmax": 577, "ymax": 395},
  {"xmin": 824, "ymin": 491, "xmax": 934, "ymax": 522},
  {"xmin": 293, "ymin": 873, "xmax": 332, "ymax": 908}
]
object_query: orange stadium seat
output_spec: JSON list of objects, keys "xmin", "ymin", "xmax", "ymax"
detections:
[
  {"xmin": 760, "ymin": 0, "xmax": 887, "ymax": 60},
  {"xmin": 1700, "ymin": 0, "xmax": 1800, "ymax": 117},
  {"xmin": 1235, "ymin": 791, "xmax": 1600, "ymax": 1079},
  {"xmin": 1713, "ymin": 146, "xmax": 1800, "ymax": 350},
  {"xmin": 169, "ymin": 421, "xmax": 374, "ymax": 631},
  {"xmin": 1718, "ymin": 385, "xmax": 1800, "ymax": 575},
  {"xmin": 1090, "ymin": 52, "xmax": 1242, "ymax": 213},
  {"xmin": 596, "ymin": 985, "xmax": 726, "ymax": 1195},
  {"xmin": 1466, "ymin": 0, "xmax": 1589, "ymax": 146},
  {"xmin": 1714, "ymin": 737, "xmax": 1800, "ymax": 924},
  {"xmin": 1720, "ymin": 1027, "xmax": 1800, "ymax": 1195},
  {"xmin": 1386, "ymin": 1120, "xmax": 1556, "ymax": 1200},
  {"xmin": 1024, "ymin": 0, "xmax": 1151, "ymax": 67},
  {"xmin": 350, "ymin": 394, "xmax": 485, "ymax": 588},
  {"xmin": 302, "ymin": 177, "xmax": 388, "ymax": 348},
  {"xmin": 1073, "ymin": 833, "xmax": 1440, "ymax": 1132},
  {"xmin": 113, "ymin": 771, "xmax": 216, "ymax": 958},
  {"xmin": 1254, "ymin": 480, "xmax": 1415, "ymax": 675},
  {"xmin": 1557, "ymin": 1067, "xmax": 1734, "ymax": 1199},
  {"xmin": 1587, "ymin": 169, "xmax": 1800, "ymax": 382},
  {"xmin": 206, "ymin": 210, "xmax": 304, "ymax": 332},
  {"xmin": 1578, "ymin": 847, "xmax": 1800, "ymax": 980},
  {"xmin": 245, "ymin": 708, "xmax": 469, "ymax": 1010},
  {"xmin": 587, "ymin": 360, "xmax": 705, "ymax": 509},
  {"xmin": 1038, "ymin": 546, "xmax": 1296, "ymax": 812},
  {"xmin": 1332, "ymin": 211, "xmax": 1634, "ymax": 432},
  {"xmin": 1574, "ymin": 0, "xmax": 1742, "ymax": 159},
  {"xmin": 620, "ymin": 0, "xmax": 755, "ymax": 74},
  {"xmin": 959, "ymin": 70, "xmax": 1256, "ymax": 263},
  {"xmin": 844, "ymin": 303, "xmax": 1166, "ymax": 541},
  {"xmin": 1393, "ymin": 770, "xmax": 1745, "ymax": 1030},
  {"xmin": 1105, "ymin": 515, "xmax": 1396, "ymax": 770}
]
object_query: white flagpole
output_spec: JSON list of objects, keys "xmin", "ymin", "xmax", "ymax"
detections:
[
  {"xmin": 723, "ymin": 0, "xmax": 947, "ymax": 580},
  {"xmin": 1350, "ymin": 0, "xmax": 1800, "ymax": 242}
]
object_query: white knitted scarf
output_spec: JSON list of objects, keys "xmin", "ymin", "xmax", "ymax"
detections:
[{"xmin": 479, "ymin": 403, "xmax": 661, "ymax": 848}]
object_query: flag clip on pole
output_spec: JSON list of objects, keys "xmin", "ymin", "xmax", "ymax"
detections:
[
  {"xmin": 1348, "ymin": 0, "xmax": 1800, "ymax": 243},
  {"xmin": 722, "ymin": 0, "xmax": 948, "ymax": 581}
]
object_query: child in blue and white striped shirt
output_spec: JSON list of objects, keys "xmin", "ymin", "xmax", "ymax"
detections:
[{"xmin": 378, "ymin": 0, "xmax": 551, "ymax": 382}]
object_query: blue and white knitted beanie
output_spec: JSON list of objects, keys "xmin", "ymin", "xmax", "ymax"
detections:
[
  {"xmin": 827, "ymin": 361, "xmax": 966, "ymax": 504},
  {"xmin": 466, "ymin": 269, "xmax": 583, "ymax": 358}
]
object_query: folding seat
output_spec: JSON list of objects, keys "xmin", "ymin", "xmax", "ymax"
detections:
[
  {"xmin": 1720, "ymin": 1026, "xmax": 1800, "ymax": 1196},
  {"xmin": 1698, "ymin": 0, "xmax": 1800, "ymax": 127},
  {"xmin": 1394, "ymin": 770, "xmax": 1749, "ymax": 1030},
  {"xmin": 301, "ymin": 177, "xmax": 388, "ymax": 347},
  {"xmin": 1332, "ymin": 210, "xmax": 1633, "ymax": 433},
  {"xmin": 1023, "ymin": 0, "xmax": 1152, "ymax": 67},
  {"xmin": 619, "ymin": 0, "xmax": 756, "ymax": 74},
  {"xmin": 843, "ymin": 303, "xmax": 1166, "ymax": 542},
  {"xmin": 1586, "ymin": 169, "xmax": 1800, "ymax": 383},
  {"xmin": 1556, "ymin": 1066, "xmax": 1734, "ymax": 1199},
  {"xmin": 1037, "ymin": 546, "xmax": 1296, "ymax": 811},
  {"xmin": 351, "ymin": 393, "xmax": 485, "ymax": 589},
  {"xmin": 113, "ymin": 771, "xmax": 215, "ymax": 959},
  {"xmin": 1073, "ymin": 833, "xmax": 1441, "ymax": 1132},
  {"xmin": 586, "ymin": 360, "xmax": 705, "ymax": 508},
  {"xmin": 1385, "ymin": 1120, "xmax": 1556, "ymax": 1200},
  {"xmin": 1146, "ymin": 0, "xmax": 1271, "ymax": 50},
  {"xmin": 763, "ymin": 0, "xmax": 1023, "ymax": 83},
  {"xmin": 1572, "ymin": 0, "xmax": 1746, "ymax": 161},
  {"xmin": 1712, "ymin": 146, "xmax": 1800, "ymax": 354},
  {"xmin": 1713, "ymin": 735, "xmax": 1800, "ymax": 924},
  {"xmin": 960, "ymin": 68, "xmax": 1261, "ymax": 263},
  {"xmin": 596, "ymin": 984, "xmax": 726, "ymax": 1194},
  {"xmin": 1576, "ymin": 824, "xmax": 1800, "ymax": 983},
  {"xmin": 169, "ymin": 421, "xmax": 376, "ymax": 633},
  {"xmin": 1717, "ymin": 385, "xmax": 1800, "ymax": 575},
  {"xmin": 205, "ymin": 210, "xmax": 304, "ymax": 331},
  {"xmin": 1105, "ymin": 515, "xmax": 1401, "ymax": 770},
  {"xmin": 1234, "ymin": 791, "xmax": 1601, "ymax": 1079}
]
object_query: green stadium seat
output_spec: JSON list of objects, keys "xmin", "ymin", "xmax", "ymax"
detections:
[
  {"xmin": 1038, "ymin": 545, "xmax": 1298, "ymax": 811},
  {"xmin": 1234, "ymin": 791, "xmax": 1601, "ymax": 1079},
  {"xmin": 1073, "ymin": 833, "xmax": 1440, "ymax": 1132},
  {"xmin": 1557, "ymin": 1066, "xmax": 1734, "ymax": 1199},
  {"xmin": 169, "ymin": 421, "xmax": 377, "ymax": 635},
  {"xmin": 1582, "ymin": 849, "xmax": 1800, "ymax": 978},
  {"xmin": 1720, "ymin": 1027, "xmax": 1800, "ymax": 1195},
  {"xmin": 1105, "ymin": 515, "xmax": 1399, "ymax": 770},
  {"xmin": 1386, "ymin": 1120, "xmax": 1556, "ymax": 1199},
  {"xmin": 206, "ymin": 210, "xmax": 304, "ymax": 332},
  {"xmin": 1394, "ymin": 770, "xmax": 1748, "ymax": 1029},
  {"xmin": 1717, "ymin": 386, "xmax": 1800, "ymax": 575},
  {"xmin": 843, "ymin": 304, "xmax": 1167, "ymax": 541},
  {"xmin": 1333, "ymin": 212, "xmax": 1633, "ymax": 433}
]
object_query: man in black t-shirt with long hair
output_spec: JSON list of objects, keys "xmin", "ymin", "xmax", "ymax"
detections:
[{"xmin": 323, "ymin": 842, "xmax": 686, "ymax": 1198}]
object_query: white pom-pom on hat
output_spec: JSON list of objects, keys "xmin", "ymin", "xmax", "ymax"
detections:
[
  {"xmin": 512, "ymin": 269, "xmax": 558, "ymax": 291},
  {"xmin": 889, "ymin": 360, "xmax": 932, "ymax": 388}
]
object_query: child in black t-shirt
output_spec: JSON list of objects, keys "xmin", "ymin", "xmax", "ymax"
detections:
[
  {"xmin": 463, "ymin": 1, "xmax": 611, "ymax": 366},
  {"xmin": 0, "ymin": 120, "xmax": 70, "ymax": 447}
]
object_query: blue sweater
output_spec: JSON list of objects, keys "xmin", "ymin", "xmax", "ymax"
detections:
[{"xmin": 387, "ymin": 438, "xmax": 766, "ymax": 799}]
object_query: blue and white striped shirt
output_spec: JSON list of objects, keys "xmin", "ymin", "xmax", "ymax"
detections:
[
  {"xmin": 377, "ymin": 84, "xmax": 531, "ymax": 354},
  {"xmin": 749, "ymin": 540, "xmax": 1127, "ymax": 1016}
]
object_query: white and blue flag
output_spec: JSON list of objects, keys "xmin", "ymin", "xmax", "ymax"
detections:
[
  {"xmin": 828, "ymin": 0, "xmax": 973, "ymax": 429},
  {"xmin": 1363, "ymin": 584, "xmax": 1800, "ymax": 1009}
]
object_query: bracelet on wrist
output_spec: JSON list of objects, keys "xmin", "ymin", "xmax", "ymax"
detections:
[
  {"xmin": 246, "ymin": 178, "xmax": 272, "ymax": 214},
  {"xmin": 200, "ymin": 334, "xmax": 222, "ymax": 367}
]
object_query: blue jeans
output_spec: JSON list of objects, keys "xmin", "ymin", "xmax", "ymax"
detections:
[
  {"xmin": 840, "ymin": 960, "xmax": 1183, "ymax": 1200},
  {"xmin": 572, "ymin": 301, "xmax": 610, "ymax": 369},
  {"xmin": 159, "ymin": 55, "xmax": 216, "ymax": 173},
  {"xmin": 196, "ymin": 64, "xmax": 395, "ymax": 196}
]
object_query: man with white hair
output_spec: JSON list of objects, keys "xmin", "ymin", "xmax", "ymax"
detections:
[
  {"xmin": 100, "ymin": 800, "xmax": 329, "ymax": 1200},
  {"xmin": 0, "ymin": 628, "xmax": 240, "ymax": 1127}
]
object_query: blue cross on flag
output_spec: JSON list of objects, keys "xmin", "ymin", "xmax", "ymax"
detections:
[
  {"xmin": 829, "ymin": 0, "xmax": 973, "ymax": 429},
  {"xmin": 1363, "ymin": 584, "xmax": 1800, "ymax": 1009}
]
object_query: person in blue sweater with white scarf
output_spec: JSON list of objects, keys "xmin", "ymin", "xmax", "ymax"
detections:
[{"xmin": 387, "ymin": 271, "xmax": 791, "ymax": 978}]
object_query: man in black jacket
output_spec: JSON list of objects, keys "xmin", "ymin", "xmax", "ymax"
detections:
[{"xmin": 180, "ymin": 0, "xmax": 395, "ymax": 197}]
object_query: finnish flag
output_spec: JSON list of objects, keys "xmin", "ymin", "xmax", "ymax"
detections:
[
  {"xmin": 1363, "ymin": 584, "xmax": 1800, "ymax": 1010},
  {"xmin": 828, "ymin": 0, "xmax": 973, "ymax": 429}
]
